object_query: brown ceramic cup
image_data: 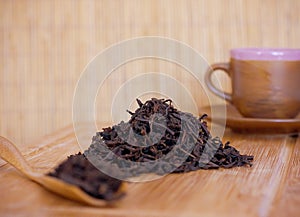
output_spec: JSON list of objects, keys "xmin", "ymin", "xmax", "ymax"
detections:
[{"xmin": 205, "ymin": 48, "xmax": 300, "ymax": 119}]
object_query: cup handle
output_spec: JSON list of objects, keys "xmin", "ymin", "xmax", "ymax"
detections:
[{"xmin": 205, "ymin": 62, "xmax": 232, "ymax": 103}]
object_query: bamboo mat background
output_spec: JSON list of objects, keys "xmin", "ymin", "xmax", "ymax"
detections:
[{"xmin": 0, "ymin": 0, "xmax": 299, "ymax": 147}]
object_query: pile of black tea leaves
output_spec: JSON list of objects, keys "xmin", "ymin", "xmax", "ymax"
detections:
[
  {"xmin": 84, "ymin": 98, "xmax": 253, "ymax": 177},
  {"xmin": 48, "ymin": 152, "xmax": 125, "ymax": 201},
  {"xmin": 49, "ymin": 98, "xmax": 253, "ymax": 199}
]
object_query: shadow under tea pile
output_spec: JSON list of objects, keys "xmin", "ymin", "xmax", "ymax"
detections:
[{"xmin": 85, "ymin": 98, "xmax": 253, "ymax": 177}]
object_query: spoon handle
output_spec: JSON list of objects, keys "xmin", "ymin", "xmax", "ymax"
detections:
[{"xmin": 0, "ymin": 136, "xmax": 35, "ymax": 176}]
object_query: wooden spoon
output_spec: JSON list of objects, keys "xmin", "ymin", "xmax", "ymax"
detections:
[{"xmin": 0, "ymin": 136, "xmax": 126, "ymax": 206}]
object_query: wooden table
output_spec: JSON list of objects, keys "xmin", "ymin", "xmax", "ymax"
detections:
[{"xmin": 0, "ymin": 125, "xmax": 299, "ymax": 217}]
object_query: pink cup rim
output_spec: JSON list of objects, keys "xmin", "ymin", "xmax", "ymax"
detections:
[{"xmin": 230, "ymin": 48, "xmax": 300, "ymax": 60}]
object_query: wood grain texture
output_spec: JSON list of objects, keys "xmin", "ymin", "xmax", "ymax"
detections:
[
  {"xmin": 0, "ymin": 0, "xmax": 299, "ymax": 146},
  {"xmin": 0, "ymin": 126, "xmax": 299, "ymax": 217},
  {"xmin": 270, "ymin": 136, "xmax": 300, "ymax": 217}
]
